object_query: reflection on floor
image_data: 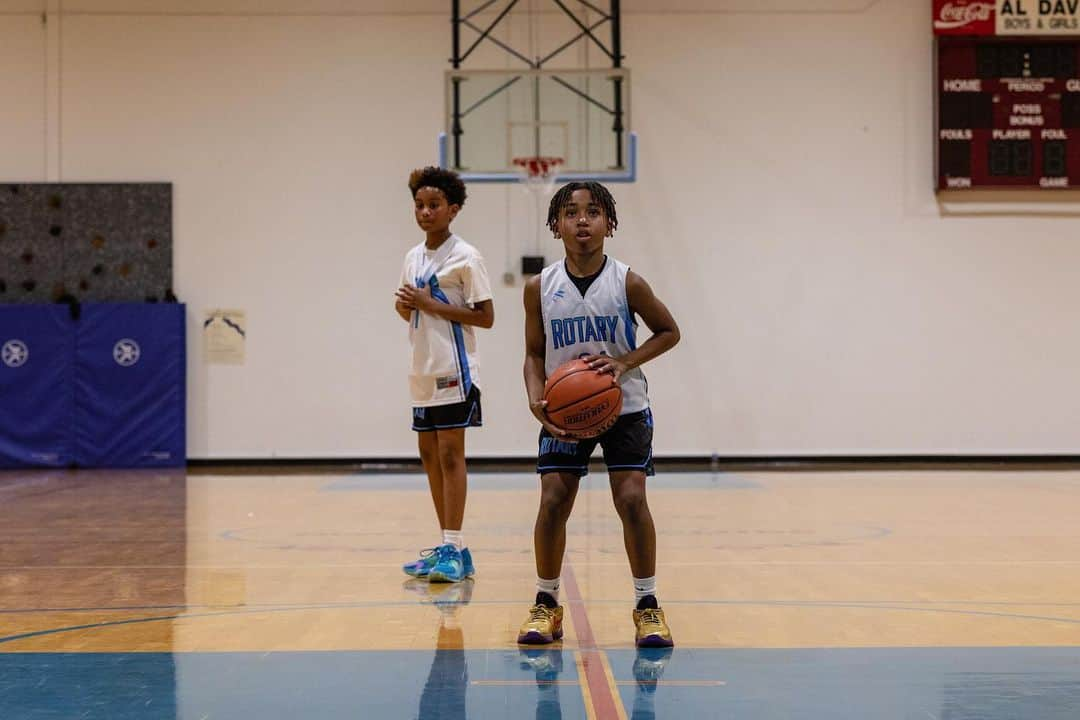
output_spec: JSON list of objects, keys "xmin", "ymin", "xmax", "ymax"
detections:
[{"xmin": 2, "ymin": 468, "xmax": 1080, "ymax": 718}]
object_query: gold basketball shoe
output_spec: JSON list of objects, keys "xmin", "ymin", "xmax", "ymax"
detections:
[
  {"xmin": 517, "ymin": 604, "xmax": 564, "ymax": 644},
  {"xmin": 633, "ymin": 607, "xmax": 674, "ymax": 647}
]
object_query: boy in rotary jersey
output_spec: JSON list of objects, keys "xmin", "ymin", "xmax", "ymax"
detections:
[{"xmin": 517, "ymin": 181, "xmax": 681, "ymax": 647}]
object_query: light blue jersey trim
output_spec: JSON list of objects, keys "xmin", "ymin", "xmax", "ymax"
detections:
[
  {"xmin": 537, "ymin": 465, "xmax": 589, "ymax": 473},
  {"xmin": 424, "ymin": 274, "xmax": 472, "ymax": 401},
  {"xmin": 621, "ymin": 304, "xmax": 637, "ymax": 351}
]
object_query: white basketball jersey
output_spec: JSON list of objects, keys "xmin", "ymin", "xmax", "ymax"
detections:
[
  {"xmin": 539, "ymin": 256, "xmax": 648, "ymax": 415},
  {"xmin": 400, "ymin": 235, "xmax": 493, "ymax": 407}
]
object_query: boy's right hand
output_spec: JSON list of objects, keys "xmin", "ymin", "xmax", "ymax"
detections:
[{"xmin": 530, "ymin": 398, "xmax": 568, "ymax": 437}]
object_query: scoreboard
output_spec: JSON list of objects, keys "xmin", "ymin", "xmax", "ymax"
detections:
[{"xmin": 935, "ymin": 1, "xmax": 1080, "ymax": 190}]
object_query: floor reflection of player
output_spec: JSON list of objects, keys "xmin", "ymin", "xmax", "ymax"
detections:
[
  {"xmin": 518, "ymin": 647, "xmax": 566, "ymax": 720},
  {"xmin": 407, "ymin": 578, "xmax": 474, "ymax": 719},
  {"xmin": 630, "ymin": 647, "xmax": 673, "ymax": 720}
]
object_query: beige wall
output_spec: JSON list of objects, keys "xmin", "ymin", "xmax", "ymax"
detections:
[
  {"xmin": 0, "ymin": 14, "xmax": 46, "ymax": 179},
  {"xmin": 3, "ymin": 1, "xmax": 1080, "ymax": 457}
]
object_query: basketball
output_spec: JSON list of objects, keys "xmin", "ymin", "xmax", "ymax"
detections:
[{"xmin": 543, "ymin": 358, "xmax": 623, "ymax": 438}]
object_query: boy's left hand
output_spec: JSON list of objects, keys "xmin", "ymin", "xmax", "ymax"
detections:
[
  {"xmin": 584, "ymin": 354, "xmax": 629, "ymax": 382},
  {"xmin": 395, "ymin": 284, "xmax": 434, "ymax": 312}
]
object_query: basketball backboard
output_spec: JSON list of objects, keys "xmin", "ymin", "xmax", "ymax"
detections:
[{"xmin": 439, "ymin": 68, "xmax": 636, "ymax": 183}]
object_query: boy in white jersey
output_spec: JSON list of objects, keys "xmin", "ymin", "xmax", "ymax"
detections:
[
  {"xmin": 395, "ymin": 167, "xmax": 494, "ymax": 583},
  {"xmin": 517, "ymin": 182, "xmax": 681, "ymax": 647}
]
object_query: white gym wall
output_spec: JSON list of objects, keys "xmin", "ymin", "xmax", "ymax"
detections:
[{"xmin": 2, "ymin": 0, "xmax": 1079, "ymax": 457}]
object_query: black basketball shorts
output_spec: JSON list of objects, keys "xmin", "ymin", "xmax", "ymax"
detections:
[
  {"xmin": 536, "ymin": 408, "xmax": 654, "ymax": 477},
  {"xmin": 411, "ymin": 385, "xmax": 482, "ymax": 432}
]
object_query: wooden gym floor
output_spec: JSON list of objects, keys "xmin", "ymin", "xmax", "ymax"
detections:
[{"xmin": 1, "ymin": 467, "xmax": 1079, "ymax": 718}]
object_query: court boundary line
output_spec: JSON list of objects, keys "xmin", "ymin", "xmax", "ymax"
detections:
[
  {"xmin": 5, "ymin": 598, "xmax": 1080, "ymax": 647},
  {"xmin": 8, "ymin": 559, "xmax": 1080, "ymax": 570},
  {"xmin": 6, "ymin": 597, "xmax": 1080, "ymax": 615}
]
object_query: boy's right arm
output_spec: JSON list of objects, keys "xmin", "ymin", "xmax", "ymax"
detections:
[
  {"xmin": 523, "ymin": 276, "xmax": 567, "ymax": 437},
  {"xmin": 395, "ymin": 254, "xmax": 414, "ymax": 323}
]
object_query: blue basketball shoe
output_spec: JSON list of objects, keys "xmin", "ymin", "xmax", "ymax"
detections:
[
  {"xmin": 461, "ymin": 547, "xmax": 475, "ymax": 578},
  {"xmin": 402, "ymin": 548, "xmax": 438, "ymax": 578},
  {"xmin": 428, "ymin": 544, "xmax": 474, "ymax": 583},
  {"xmin": 404, "ymin": 545, "xmax": 474, "ymax": 581}
]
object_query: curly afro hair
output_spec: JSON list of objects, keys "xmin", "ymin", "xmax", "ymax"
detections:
[{"xmin": 408, "ymin": 166, "xmax": 467, "ymax": 208}]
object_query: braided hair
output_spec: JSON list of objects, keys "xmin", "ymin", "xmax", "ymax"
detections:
[
  {"xmin": 408, "ymin": 166, "xmax": 467, "ymax": 207},
  {"xmin": 546, "ymin": 181, "xmax": 617, "ymax": 238}
]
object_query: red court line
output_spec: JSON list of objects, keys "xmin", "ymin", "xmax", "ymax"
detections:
[{"xmin": 563, "ymin": 564, "xmax": 622, "ymax": 720}]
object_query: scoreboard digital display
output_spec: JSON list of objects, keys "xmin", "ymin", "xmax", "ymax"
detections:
[{"xmin": 934, "ymin": 1, "xmax": 1080, "ymax": 190}]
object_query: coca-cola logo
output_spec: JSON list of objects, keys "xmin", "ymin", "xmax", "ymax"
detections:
[{"xmin": 935, "ymin": 2, "xmax": 994, "ymax": 29}]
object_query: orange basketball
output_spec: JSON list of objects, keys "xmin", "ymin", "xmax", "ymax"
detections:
[{"xmin": 543, "ymin": 358, "xmax": 623, "ymax": 438}]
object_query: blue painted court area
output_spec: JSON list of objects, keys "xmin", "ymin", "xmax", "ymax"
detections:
[
  {"xmin": 608, "ymin": 647, "xmax": 1080, "ymax": 720},
  {"xmin": 0, "ymin": 650, "xmax": 587, "ymax": 720},
  {"xmin": 2, "ymin": 647, "xmax": 1080, "ymax": 719}
]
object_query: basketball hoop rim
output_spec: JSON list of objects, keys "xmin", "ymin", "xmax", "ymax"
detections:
[
  {"xmin": 512, "ymin": 156, "xmax": 565, "ymax": 181},
  {"xmin": 436, "ymin": 131, "xmax": 639, "ymax": 184}
]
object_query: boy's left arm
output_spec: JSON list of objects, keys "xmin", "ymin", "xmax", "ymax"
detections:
[
  {"xmin": 394, "ymin": 284, "xmax": 494, "ymax": 329},
  {"xmin": 393, "ymin": 254, "xmax": 495, "ymax": 329},
  {"xmin": 586, "ymin": 271, "xmax": 680, "ymax": 381}
]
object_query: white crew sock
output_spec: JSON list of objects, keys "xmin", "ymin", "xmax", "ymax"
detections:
[
  {"xmin": 633, "ymin": 575, "xmax": 657, "ymax": 603},
  {"xmin": 536, "ymin": 576, "xmax": 561, "ymax": 604},
  {"xmin": 443, "ymin": 529, "xmax": 464, "ymax": 550}
]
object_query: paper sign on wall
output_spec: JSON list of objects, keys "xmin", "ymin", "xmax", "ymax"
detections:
[{"xmin": 203, "ymin": 309, "xmax": 246, "ymax": 365}]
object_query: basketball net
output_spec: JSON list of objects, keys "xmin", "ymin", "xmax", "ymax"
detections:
[
  {"xmin": 514, "ymin": 156, "xmax": 564, "ymax": 262},
  {"xmin": 513, "ymin": 156, "xmax": 563, "ymax": 196}
]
